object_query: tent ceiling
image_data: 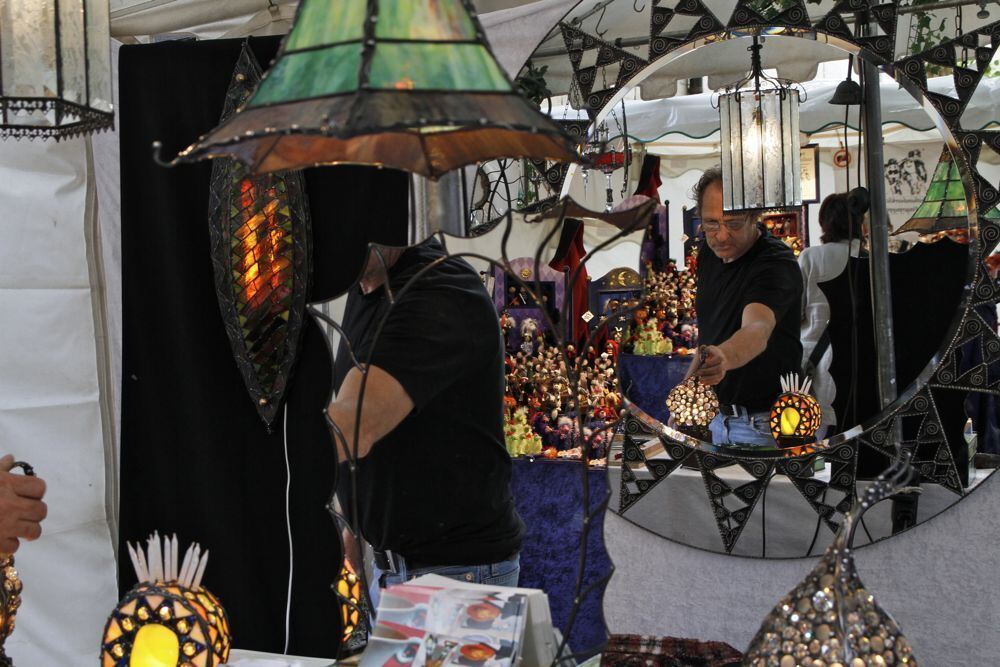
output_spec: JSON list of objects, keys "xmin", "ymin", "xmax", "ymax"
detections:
[
  {"xmin": 110, "ymin": 0, "xmax": 544, "ymax": 38},
  {"xmin": 549, "ymin": 73, "xmax": 1000, "ymax": 156}
]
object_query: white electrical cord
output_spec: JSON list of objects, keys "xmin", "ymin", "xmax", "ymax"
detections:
[{"xmin": 282, "ymin": 403, "xmax": 294, "ymax": 654}]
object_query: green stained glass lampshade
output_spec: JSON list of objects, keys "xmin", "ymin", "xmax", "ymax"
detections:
[
  {"xmin": 894, "ymin": 149, "xmax": 970, "ymax": 235},
  {"xmin": 165, "ymin": 0, "xmax": 581, "ymax": 179}
]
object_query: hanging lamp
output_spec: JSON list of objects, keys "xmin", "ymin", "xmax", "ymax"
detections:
[
  {"xmin": 715, "ymin": 35, "xmax": 804, "ymax": 212},
  {"xmin": 159, "ymin": 0, "xmax": 582, "ymax": 179},
  {"xmin": 0, "ymin": 0, "xmax": 114, "ymax": 139},
  {"xmin": 893, "ymin": 148, "xmax": 968, "ymax": 236}
]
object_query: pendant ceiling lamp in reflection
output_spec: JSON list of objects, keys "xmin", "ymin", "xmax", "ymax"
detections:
[
  {"xmin": 893, "ymin": 149, "xmax": 968, "ymax": 236},
  {"xmin": 0, "ymin": 0, "xmax": 114, "ymax": 139},
  {"xmin": 716, "ymin": 35, "xmax": 803, "ymax": 212},
  {"xmin": 162, "ymin": 0, "xmax": 582, "ymax": 179}
]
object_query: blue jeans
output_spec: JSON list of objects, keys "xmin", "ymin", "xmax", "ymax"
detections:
[
  {"xmin": 709, "ymin": 411, "xmax": 777, "ymax": 449},
  {"xmin": 370, "ymin": 554, "xmax": 520, "ymax": 609}
]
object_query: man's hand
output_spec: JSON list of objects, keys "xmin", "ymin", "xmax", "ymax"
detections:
[
  {"xmin": 0, "ymin": 455, "xmax": 47, "ymax": 554},
  {"xmin": 697, "ymin": 345, "xmax": 730, "ymax": 386}
]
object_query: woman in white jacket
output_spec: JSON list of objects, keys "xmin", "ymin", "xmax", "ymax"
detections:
[{"xmin": 798, "ymin": 193, "xmax": 863, "ymax": 438}]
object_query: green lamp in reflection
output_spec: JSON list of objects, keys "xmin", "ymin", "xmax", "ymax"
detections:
[
  {"xmin": 160, "ymin": 0, "xmax": 581, "ymax": 178},
  {"xmin": 893, "ymin": 149, "xmax": 968, "ymax": 236}
]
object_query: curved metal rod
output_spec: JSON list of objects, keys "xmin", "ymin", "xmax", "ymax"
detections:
[{"xmin": 594, "ymin": 3, "xmax": 609, "ymax": 38}]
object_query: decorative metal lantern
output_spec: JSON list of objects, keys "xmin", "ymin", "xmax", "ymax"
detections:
[
  {"xmin": 336, "ymin": 558, "xmax": 367, "ymax": 653},
  {"xmin": 746, "ymin": 460, "xmax": 919, "ymax": 666},
  {"xmin": 0, "ymin": 462, "xmax": 34, "ymax": 667},
  {"xmin": 209, "ymin": 43, "xmax": 312, "ymax": 431},
  {"xmin": 161, "ymin": 0, "xmax": 581, "ymax": 178},
  {"xmin": 102, "ymin": 535, "xmax": 232, "ymax": 667},
  {"xmin": 0, "ymin": 0, "xmax": 114, "ymax": 139},
  {"xmin": 769, "ymin": 373, "xmax": 822, "ymax": 447},
  {"xmin": 0, "ymin": 555, "xmax": 21, "ymax": 667},
  {"xmin": 716, "ymin": 35, "xmax": 802, "ymax": 212},
  {"xmin": 581, "ymin": 120, "xmax": 631, "ymax": 212}
]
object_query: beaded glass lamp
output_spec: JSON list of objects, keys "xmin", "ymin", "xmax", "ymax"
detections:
[
  {"xmin": 0, "ymin": 462, "xmax": 35, "ymax": 667},
  {"xmin": 101, "ymin": 534, "xmax": 232, "ymax": 667},
  {"xmin": 161, "ymin": 0, "xmax": 581, "ymax": 178},
  {"xmin": 0, "ymin": 555, "xmax": 22, "ymax": 667},
  {"xmin": 746, "ymin": 461, "xmax": 919, "ymax": 666},
  {"xmin": 666, "ymin": 379, "xmax": 720, "ymax": 441},
  {"xmin": 769, "ymin": 373, "xmax": 822, "ymax": 447}
]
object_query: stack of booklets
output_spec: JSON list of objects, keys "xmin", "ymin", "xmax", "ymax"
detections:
[{"xmin": 360, "ymin": 574, "xmax": 556, "ymax": 667}]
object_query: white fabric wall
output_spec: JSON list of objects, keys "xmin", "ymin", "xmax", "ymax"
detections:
[{"xmin": 0, "ymin": 138, "xmax": 118, "ymax": 665}]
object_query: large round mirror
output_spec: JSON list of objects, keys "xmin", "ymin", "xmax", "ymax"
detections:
[{"xmin": 477, "ymin": 0, "xmax": 1000, "ymax": 558}]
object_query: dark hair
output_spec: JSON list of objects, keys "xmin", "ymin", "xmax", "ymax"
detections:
[
  {"xmin": 692, "ymin": 166, "xmax": 724, "ymax": 216},
  {"xmin": 818, "ymin": 192, "xmax": 861, "ymax": 243}
]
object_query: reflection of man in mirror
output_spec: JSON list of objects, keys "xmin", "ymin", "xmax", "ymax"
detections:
[
  {"xmin": 690, "ymin": 167, "xmax": 804, "ymax": 447},
  {"xmin": 327, "ymin": 238, "xmax": 524, "ymax": 604}
]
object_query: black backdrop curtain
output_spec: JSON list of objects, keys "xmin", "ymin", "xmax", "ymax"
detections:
[
  {"xmin": 119, "ymin": 37, "xmax": 407, "ymax": 657},
  {"xmin": 822, "ymin": 239, "xmax": 969, "ymax": 482}
]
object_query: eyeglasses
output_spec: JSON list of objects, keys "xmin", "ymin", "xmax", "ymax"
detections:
[{"xmin": 701, "ymin": 217, "xmax": 753, "ymax": 232}]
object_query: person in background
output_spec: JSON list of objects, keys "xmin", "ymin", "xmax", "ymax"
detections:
[
  {"xmin": 0, "ymin": 455, "xmax": 47, "ymax": 554},
  {"xmin": 691, "ymin": 168, "xmax": 803, "ymax": 447},
  {"xmin": 798, "ymin": 193, "xmax": 864, "ymax": 439},
  {"xmin": 327, "ymin": 239, "xmax": 523, "ymax": 607}
]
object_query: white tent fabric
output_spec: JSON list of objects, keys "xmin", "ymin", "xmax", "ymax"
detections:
[
  {"xmin": 0, "ymin": 138, "xmax": 118, "ymax": 665},
  {"xmin": 550, "ymin": 73, "xmax": 1000, "ymax": 146}
]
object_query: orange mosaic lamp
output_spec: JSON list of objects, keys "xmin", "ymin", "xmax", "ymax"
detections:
[
  {"xmin": 101, "ymin": 534, "xmax": 231, "ymax": 667},
  {"xmin": 769, "ymin": 373, "xmax": 822, "ymax": 447}
]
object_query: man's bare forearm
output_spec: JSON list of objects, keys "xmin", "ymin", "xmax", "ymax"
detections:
[{"xmin": 718, "ymin": 320, "xmax": 770, "ymax": 370}]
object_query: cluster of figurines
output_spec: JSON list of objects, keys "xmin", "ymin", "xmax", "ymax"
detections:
[
  {"xmin": 621, "ymin": 261, "xmax": 700, "ymax": 356},
  {"xmin": 500, "ymin": 328, "xmax": 620, "ymax": 465}
]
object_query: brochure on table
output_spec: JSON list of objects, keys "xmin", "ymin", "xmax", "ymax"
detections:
[{"xmin": 360, "ymin": 574, "xmax": 557, "ymax": 667}]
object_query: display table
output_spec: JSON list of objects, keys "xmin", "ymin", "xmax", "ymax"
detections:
[
  {"xmin": 617, "ymin": 354, "xmax": 690, "ymax": 424},
  {"xmin": 225, "ymin": 648, "xmax": 334, "ymax": 666},
  {"xmin": 510, "ymin": 457, "xmax": 612, "ymax": 657}
]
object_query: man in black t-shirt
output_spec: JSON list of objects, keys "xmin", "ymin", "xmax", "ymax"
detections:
[
  {"xmin": 690, "ymin": 168, "xmax": 803, "ymax": 447},
  {"xmin": 328, "ymin": 238, "xmax": 524, "ymax": 602}
]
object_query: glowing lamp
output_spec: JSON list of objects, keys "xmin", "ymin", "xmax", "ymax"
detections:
[
  {"xmin": 716, "ymin": 36, "xmax": 802, "ymax": 212},
  {"xmin": 336, "ymin": 558, "xmax": 365, "ymax": 647},
  {"xmin": 102, "ymin": 535, "xmax": 231, "ymax": 667},
  {"xmin": 769, "ymin": 373, "xmax": 821, "ymax": 447},
  {"xmin": 666, "ymin": 378, "xmax": 720, "ymax": 441},
  {"xmin": 209, "ymin": 43, "xmax": 312, "ymax": 432}
]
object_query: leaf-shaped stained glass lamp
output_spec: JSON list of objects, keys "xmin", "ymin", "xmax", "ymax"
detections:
[
  {"xmin": 161, "ymin": 0, "xmax": 581, "ymax": 178},
  {"xmin": 209, "ymin": 43, "xmax": 312, "ymax": 430}
]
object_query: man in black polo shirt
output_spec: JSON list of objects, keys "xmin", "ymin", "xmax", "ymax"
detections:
[
  {"xmin": 328, "ymin": 237, "xmax": 523, "ymax": 601},
  {"xmin": 691, "ymin": 168, "xmax": 803, "ymax": 447}
]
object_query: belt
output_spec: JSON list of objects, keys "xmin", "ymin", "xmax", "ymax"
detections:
[
  {"xmin": 373, "ymin": 549, "xmax": 430, "ymax": 574},
  {"xmin": 718, "ymin": 404, "xmax": 763, "ymax": 418},
  {"xmin": 373, "ymin": 549, "xmax": 519, "ymax": 575}
]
